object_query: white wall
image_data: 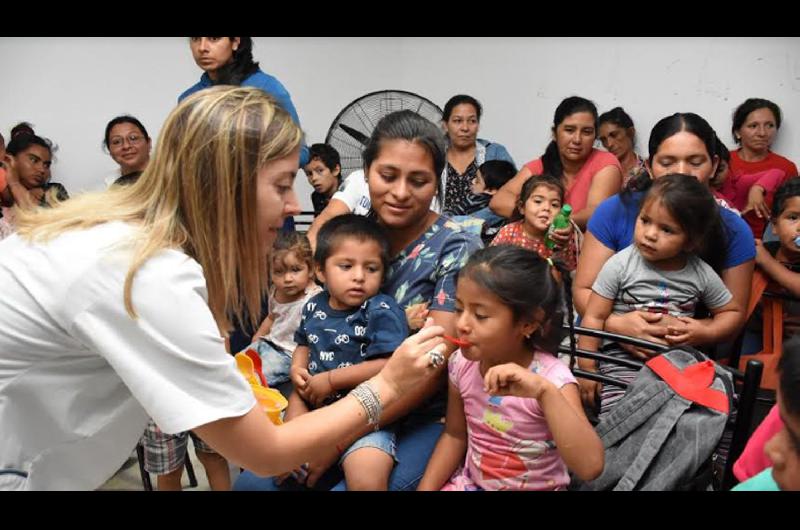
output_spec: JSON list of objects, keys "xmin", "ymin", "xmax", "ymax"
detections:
[{"xmin": 2, "ymin": 37, "xmax": 799, "ymax": 212}]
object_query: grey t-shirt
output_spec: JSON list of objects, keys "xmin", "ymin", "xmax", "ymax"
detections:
[{"xmin": 593, "ymin": 245, "xmax": 732, "ymax": 317}]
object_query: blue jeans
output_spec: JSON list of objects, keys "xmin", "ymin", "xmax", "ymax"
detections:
[
  {"xmin": 232, "ymin": 419, "xmax": 443, "ymax": 491},
  {"xmin": 331, "ymin": 418, "xmax": 444, "ymax": 491},
  {"xmin": 251, "ymin": 339, "xmax": 292, "ymax": 387}
]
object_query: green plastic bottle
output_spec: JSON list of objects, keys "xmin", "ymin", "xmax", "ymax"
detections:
[{"xmin": 545, "ymin": 204, "xmax": 572, "ymax": 250}]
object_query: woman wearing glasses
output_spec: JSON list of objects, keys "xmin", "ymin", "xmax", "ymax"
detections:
[{"xmin": 103, "ymin": 115, "xmax": 152, "ymax": 187}]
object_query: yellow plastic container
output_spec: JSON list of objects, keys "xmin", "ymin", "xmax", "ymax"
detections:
[{"xmin": 252, "ymin": 384, "xmax": 288, "ymax": 425}]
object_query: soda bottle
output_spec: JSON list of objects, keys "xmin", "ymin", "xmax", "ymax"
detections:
[{"xmin": 545, "ymin": 204, "xmax": 572, "ymax": 250}]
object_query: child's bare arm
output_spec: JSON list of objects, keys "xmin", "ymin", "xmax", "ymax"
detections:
[
  {"xmin": 251, "ymin": 313, "xmax": 276, "ymax": 343},
  {"xmin": 755, "ymin": 240, "xmax": 800, "ymax": 298},
  {"xmin": 290, "ymin": 345, "xmax": 312, "ymax": 401},
  {"xmin": 284, "ymin": 390, "xmax": 310, "ymax": 422},
  {"xmin": 305, "ymin": 357, "xmax": 388, "ymax": 408},
  {"xmin": 417, "ymin": 382, "xmax": 468, "ymax": 490},
  {"xmin": 540, "ymin": 382, "xmax": 604, "ymax": 481},
  {"xmin": 578, "ymin": 292, "xmax": 615, "ymax": 359}
]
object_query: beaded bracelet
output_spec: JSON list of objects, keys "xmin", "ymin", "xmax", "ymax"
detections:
[{"xmin": 350, "ymin": 381, "xmax": 382, "ymax": 431}]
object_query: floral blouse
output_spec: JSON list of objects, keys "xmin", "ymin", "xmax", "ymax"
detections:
[{"xmin": 384, "ymin": 215, "xmax": 483, "ymax": 313}]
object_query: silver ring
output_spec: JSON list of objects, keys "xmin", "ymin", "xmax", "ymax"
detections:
[{"xmin": 427, "ymin": 349, "xmax": 445, "ymax": 369}]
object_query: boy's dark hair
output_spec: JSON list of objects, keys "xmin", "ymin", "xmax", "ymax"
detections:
[
  {"xmin": 308, "ymin": 143, "xmax": 341, "ymax": 173},
  {"xmin": 513, "ymin": 173, "xmax": 564, "ymax": 221},
  {"xmin": 478, "ymin": 160, "xmax": 517, "ymax": 192},
  {"xmin": 771, "ymin": 177, "xmax": 800, "ymax": 219},
  {"xmin": 272, "ymin": 230, "xmax": 314, "ymax": 272},
  {"xmin": 732, "ymin": 98, "xmax": 782, "ymax": 144},
  {"xmin": 641, "ymin": 173, "xmax": 726, "ymax": 273},
  {"xmin": 459, "ymin": 245, "xmax": 575, "ymax": 357},
  {"xmin": 779, "ymin": 335, "xmax": 800, "ymax": 417},
  {"xmin": 314, "ymin": 214, "xmax": 391, "ymax": 273}
]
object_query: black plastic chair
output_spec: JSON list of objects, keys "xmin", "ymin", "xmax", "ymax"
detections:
[
  {"xmin": 294, "ymin": 210, "xmax": 316, "ymax": 233},
  {"xmin": 560, "ymin": 325, "xmax": 763, "ymax": 491},
  {"xmin": 136, "ymin": 441, "xmax": 198, "ymax": 491}
]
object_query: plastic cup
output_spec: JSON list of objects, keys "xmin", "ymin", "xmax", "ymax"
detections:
[{"xmin": 251, "ymin": 385, "xmax": 288, "ymax": 425}]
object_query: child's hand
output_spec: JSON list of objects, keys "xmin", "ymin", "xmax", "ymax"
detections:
[
  {"xmin": 291, "ymin": 366, "xmax": 311, "ymax": 399},
  {"xmin": 305, "ymin": 373, "xmax": 335, "ymax": 407},
  {"xmin": 483, "ymin": 363, "xmax": 554, "ymax": 400},
  {"xmin": 664, "ymin": 316, "xmax": 706, "ymax": 346},
  {"xmin": 754, "ymin": 239, "xmax": 770, "ymax": 266},
  {"xmin": 547, "ymin": 224, "xmax": 573, "ymax": 250},
  {"xmin": 742, "ymin": 185, "xmax": 771, "ymax": 219},
  {"xmin": 578, "ymin": 378, "xmax": 602, "ymax": 410},
  {"xmin": 405, "ymin": 302, "xmax": 430, "ymax": 331}
]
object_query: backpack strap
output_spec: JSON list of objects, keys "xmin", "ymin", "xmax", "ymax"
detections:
[{"xmin": 646, "ymin": 356, "xmax": 729, "ymax": 414}]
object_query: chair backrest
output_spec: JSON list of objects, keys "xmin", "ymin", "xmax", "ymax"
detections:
[
  {"xmin": 560, "ymin": 324, "xmax": 763, "ymax": 491},
  {"xmin": 294, "ymin": 211, "xmax": 316, "ymax": 233}
]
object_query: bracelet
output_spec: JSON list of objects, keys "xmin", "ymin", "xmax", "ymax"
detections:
[{"xmin": 350, "ymin": 381, "xmax": 382, "ymax": 431}]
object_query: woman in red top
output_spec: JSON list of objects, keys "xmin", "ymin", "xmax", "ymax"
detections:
[
  {"xmin": 723, "ymin": 98, "xmax": 799, "ymax": 237},
  {"xmin": 490, "ymin": 96, "xmax": 622, "ymax": 231}
]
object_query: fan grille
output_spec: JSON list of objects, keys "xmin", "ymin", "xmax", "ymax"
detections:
[{"xmin": 325, "ymin": 90, "xmax": 443, "ymax": 179}]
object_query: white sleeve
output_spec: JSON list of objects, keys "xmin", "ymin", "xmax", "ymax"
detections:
[
  {"xmin": 331, "ymin": 170, "xmax": 366, "ymax": 211},
  {"xmin": 69, "ymin": 250, "xmax": 255, "ymax": 434}
]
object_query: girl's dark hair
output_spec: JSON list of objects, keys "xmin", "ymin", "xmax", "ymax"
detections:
[
  {"xmin": 6, "ymin": 122, "xmax": 54, "ymax": 158},
  {"xmin": 210, "ymin": 37, "xmax": 259, "ymax": 86},
  {"xmin": 640, "ymin": 173, "xmax": 726, "ymax": 273},
  {"xmin": 709, "ymin": 133, "xmax": 731, "ymax": 189},
  {"xmin": 598, "ymin": 106, "xmax": 635, "ymax": 130},
  {"xmin": 442, "ymin": 94, "xmax": 482, "ymax": 122},
  {"xmin": 458, "ymin": 245, "xmax": 576, "ymax": 357},
  {"xmin": 541, "ymin": 96, "xmax": 598, "ymax": 178},
  {"xmin": 103, "ymin": 115, "xmax": 150, "ymax": 150},
  {"xmin": 513, "ymin": 174, "xmax": 564, "ymax": 222},
  {"xmin": 314, "ymin": 214, "xmax": 391, "ymax": 274},
  {"xmin": 626, "ymin": 112, "xmax": 718, "ymax": 195},
  {"xmin": 478, "ymin": 160, "xmax": 517, "ymax": 191},
  {"xmin": 362, "ymin": 109, "xmax": 447, "ymax": 198},
  {"xmin": 732, "ymin": 98, "xmax": 782, "ymax": 144},
  {"xmin": 272, "ymin": 230, "xmax": 314, "ymax": 272},
  {"xmin": 10, "ymin": 122, "xmax": 35, "ymax": 139},
  {"xmin": 771, "ymin": 177, "xmax": 800, "ymax": 219},
  {"xmin": 779, "ymin": 335, "xmax": 800, "ymax": 417}
]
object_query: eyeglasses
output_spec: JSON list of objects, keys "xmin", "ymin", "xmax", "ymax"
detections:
[{"xmin": 109, "ymin": 134, "xmax": 145, "ymax": 149}]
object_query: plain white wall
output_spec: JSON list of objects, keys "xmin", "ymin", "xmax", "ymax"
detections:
[{"xmin": 2, "ymin": 37, "xmax": 799, "ymax": 212}]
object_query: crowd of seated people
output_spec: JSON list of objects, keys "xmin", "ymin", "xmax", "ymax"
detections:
[{"xmin": 2, "ymin": 36, "xmax": 798, "ymax": 492}]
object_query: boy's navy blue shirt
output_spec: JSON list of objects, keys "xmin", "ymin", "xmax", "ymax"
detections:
[{"xmin": 294, "ymin": 291, "xmax": 408, "ymax": 377}]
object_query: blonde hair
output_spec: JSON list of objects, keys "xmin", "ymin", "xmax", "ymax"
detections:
[{"xmin": 16, "ymin": 86, "xmax": 303, "ymax": 332}]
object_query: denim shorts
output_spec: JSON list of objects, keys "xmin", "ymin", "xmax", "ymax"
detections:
[
  {"xmin": 252, "ymin": 339, "xmax": 293, "ymax": 387},
  {"xmin": 339, "ymin": 428, "xmax": 397, "ymax": 465},
  {"xmin": 141, "ymin": 419, "xmax": 216, "ymax": 475}
]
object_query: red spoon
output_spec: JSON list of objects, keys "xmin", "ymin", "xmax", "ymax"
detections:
[{"xmin": 444, "ymin": 335, "xmax": 472, "ymax": 348}]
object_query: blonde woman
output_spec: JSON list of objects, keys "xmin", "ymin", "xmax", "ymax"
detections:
[{"xmin": 0, "ymin": 87, "xmax": 445, "ymax": 491}]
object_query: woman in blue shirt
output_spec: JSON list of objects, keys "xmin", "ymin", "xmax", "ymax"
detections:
[
  {"xmin": 180, "ymin": 37, "xmax": 308, "ymax": 165},
  {"xmin": 574, "ymin": 112, "xmax": 755, "ymax": 355}
]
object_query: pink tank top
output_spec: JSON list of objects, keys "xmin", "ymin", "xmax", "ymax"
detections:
[{"xmin": 525, "ymin": 149, "xmax": 620, "ymax": 214}]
